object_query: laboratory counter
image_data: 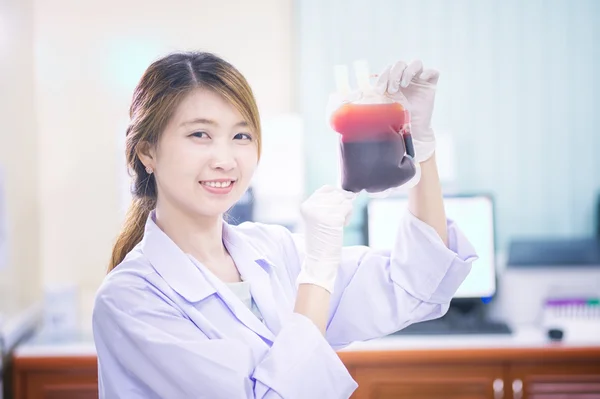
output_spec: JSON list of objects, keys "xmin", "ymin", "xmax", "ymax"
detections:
[
  {"xmin": 0, "ymin": 300, "xmax": 41, "ymax": 399},
  {"xmin": 9, "ymin": 326, "xmax": 600, "ymax": 399}
]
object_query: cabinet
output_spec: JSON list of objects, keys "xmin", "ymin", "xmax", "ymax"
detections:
[
  {"xmin": 12, "ymin": 356, "xmax": 97, "ymax": 399},
  {"xmin": 508, "ymin": 362, "xmax": 600, "ymax": 399},
  {"xmin": 352, "ymin": 363, "xmax": 504, "ymax": 399},
  {"xmin": 10, "ymin": 345, "xmax": 600, "ymax": 399},
  {"xmin": 339, "ymin": 346, "xmax": 600, "ymax": 399}
]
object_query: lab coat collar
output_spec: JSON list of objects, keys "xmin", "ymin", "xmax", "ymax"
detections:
[
  {"xmin": 141, "ymin": 211, "xmax": 217, "ymax": 303},
  {"xmin": 222, "ymin": 222, "xmax": 289, "ymax": 336},
  {"xmin": 140, "ymin": 212, "xmax": 287, "ymax": 342}
]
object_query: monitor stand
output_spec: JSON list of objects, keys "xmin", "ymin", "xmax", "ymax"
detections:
[{"xmin": 391, "ymin": 298, "xmax": 512, "ymax": 335}]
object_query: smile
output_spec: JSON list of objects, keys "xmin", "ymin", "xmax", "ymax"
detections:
[
  {"xmin": 200, "ymin": 181, "xmax": 233, "ymax": 188},
  {"xmin": 199, "ymin": 179, "xmax": 237, "ymax": 195}
]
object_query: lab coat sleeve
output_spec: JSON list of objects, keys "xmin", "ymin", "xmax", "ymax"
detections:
[
  {"xmin": 283, "ymin": 210, "xmax": 478, "ymax": 349},
  {"xmin": 92, "ymin": 279, "xmax": 357, "ymax": 399}
]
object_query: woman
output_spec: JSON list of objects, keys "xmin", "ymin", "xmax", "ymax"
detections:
[{"xmin": 92, "ymin": 51, "xmax": 477, "ymax": 399}]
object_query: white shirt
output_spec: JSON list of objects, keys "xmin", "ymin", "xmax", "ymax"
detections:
[{"xmin": 227, "ymin": 280, "xmax": 264, "ymax": 322}]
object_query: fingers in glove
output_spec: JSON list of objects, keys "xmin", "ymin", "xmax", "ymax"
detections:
[
  {"xmin": 315, "ymin": 185, "xmax": 337, "ymax": 194},
  {"xmin": 341, "ymin": 198, "xmax": 354, "ymax": 226},
  {"xmin": 340, "ymin": 190, "xmax": 358, "ymax": 200},
  {"xmin": 387, "ymin": 61, "xmax": 408, "ymax": 94},
  {"xmin": 317, "ymin": 185, "xmax": 357, "ymax": 199},
  {"xmin": 374, "ymin": 64, "xmax": 392, "ymax": 96},
  {"xmin": 401, "ymin": 60, "xmax": 424, "ymax": 88},
  {"xmin": 417, "ymin": 68, "xmax": 440, "ymax": 84},
  {"xmin": 311, "ymin": 186, "xmax": 355, "ymax": 210}
]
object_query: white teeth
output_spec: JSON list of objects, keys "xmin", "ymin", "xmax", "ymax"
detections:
[{"xmin": 202, "ymin": 181, "xmax": 232, "ymax": 188}]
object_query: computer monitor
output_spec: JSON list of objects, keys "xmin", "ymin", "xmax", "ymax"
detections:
[{"xmin": 366, "ymin": 194, "xmax": 497, "ymax": 299}]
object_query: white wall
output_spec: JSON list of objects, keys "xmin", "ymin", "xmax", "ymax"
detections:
[
  {"xmin": 1, "ymin": 0, "xmax": 293, "ymax": 330},
  {"xmin": 0, "ymin": 0, "xmax": 40, "ymax": 310}
]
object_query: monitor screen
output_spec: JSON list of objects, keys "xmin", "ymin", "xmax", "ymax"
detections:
[{"xmin": 366, "ymin": 195, "xmax": 496, "ymax": 299}]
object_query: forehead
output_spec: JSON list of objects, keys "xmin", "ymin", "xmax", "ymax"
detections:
[{"xmin": 171, "ymin": 88, "xmax": 244, "ymax": 126}]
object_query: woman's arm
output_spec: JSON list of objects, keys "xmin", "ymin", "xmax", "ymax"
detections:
[
  {"xmin": 294, "ymin": 284, "xmax": 331, "ymax": 335},
  {"xmin": 282, "ymin": 213, "xmax": 478, "ymax": 350},
  {"xmin": 408, "ymin": 152, "xmax": 448, "ymax": 246}
]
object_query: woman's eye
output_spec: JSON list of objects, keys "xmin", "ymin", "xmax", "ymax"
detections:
[
  {"xmin": 234, "ymin": 133, "xmax": 252, "ymax": 141},
  {"xmin": 190, "ymin": 131, "xmax": 209, "ymax": 139}
]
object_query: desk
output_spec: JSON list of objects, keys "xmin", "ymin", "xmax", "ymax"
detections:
[
  {"xmin": 339, "ymin": 329, "xmax": 600, "ymax": 398},
  {"xmin": 1, "ymin": 301, "xmax": 41, "ymax": 399},
  {"xmin": 12, "ymin": 333, "xmax": 96, "ymax": 399},
  {"xmin": 11, "ymin": 328, "xmax": 600, "ymax": 399}
]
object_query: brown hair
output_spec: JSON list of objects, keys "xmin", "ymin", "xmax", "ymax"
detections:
[{"xmin": 108, "ymin": 51, "xmax": 262, "ymax": 272}]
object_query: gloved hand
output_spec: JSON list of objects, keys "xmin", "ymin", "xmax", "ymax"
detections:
[
  {"xmin": 374, "ymin": 60, "xmax": 439, "ymax": 163},
  {"xmin": 296, "ymin": 185, "xmax": 356, "ymax": 293}
]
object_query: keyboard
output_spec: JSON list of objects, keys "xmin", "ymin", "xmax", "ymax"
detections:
[{"xmin": 392, "ymin": 318, "xmax": 512, "ymax": 335}]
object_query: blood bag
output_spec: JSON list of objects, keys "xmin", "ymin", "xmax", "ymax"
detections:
[{"xmin": 328, "ymin": 60, "xmax": 419, "ymax": 194}]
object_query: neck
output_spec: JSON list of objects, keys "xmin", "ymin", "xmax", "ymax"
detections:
[{"xmin": 154, "ymin": 200, "xmax": 227, "ymax": 266}]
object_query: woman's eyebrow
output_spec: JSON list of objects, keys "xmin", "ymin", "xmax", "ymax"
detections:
[
  {"xmin": 180, "ymin": 118, "xmax": 248, "ymax": 128},
  {"xmin": 180, "ymin": 118, "xmax": 217, "ymax": 127}
]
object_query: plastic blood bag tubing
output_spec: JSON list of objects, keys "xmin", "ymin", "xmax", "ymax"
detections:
[{"xmin": 328, "ymin": 61, "xmax": 418, "ymax": 194}]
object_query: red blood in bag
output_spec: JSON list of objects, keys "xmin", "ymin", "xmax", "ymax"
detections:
[
  {"xmin": 330, "ymin": 102, "xmax": 408, "ymax": 142},
  {"xmin": 330, "ymin": 101, "xmax": 416, "ymax": 193}
]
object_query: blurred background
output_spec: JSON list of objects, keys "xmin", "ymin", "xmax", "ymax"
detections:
[{"xmin": 1, "ymin": 0, "xmax": 600, "ymax": 397}]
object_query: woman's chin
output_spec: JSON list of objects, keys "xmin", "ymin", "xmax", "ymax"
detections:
[{"xmin": 193, "ymin": 197, "xmax": 244, "ymax": 217}]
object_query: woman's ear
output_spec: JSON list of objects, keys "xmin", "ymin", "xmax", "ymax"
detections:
[{"xmin": 136, "ymin": 140, "xmax": 156, "ymax": 171}]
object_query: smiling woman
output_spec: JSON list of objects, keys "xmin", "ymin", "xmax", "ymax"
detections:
[
  {"xmin": 94, "ymin": 51, "xmax": 363, "ymax": 399},
  {"xmin": 93, "ymin": 50, "xmax": 478, "ymax": 399},
  {"xmin": 108, "ymin": 52, "xmax": 262, "ymax": 273}
]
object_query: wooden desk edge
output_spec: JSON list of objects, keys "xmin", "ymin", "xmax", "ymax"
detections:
[
  {"xmin": 12, "ymin": 346, "xmax": 600, "ymax": 368},
  {"xmin": 337, "ymin": 345, "xmax": 600, "ymax": 366},
  {"xmin": 13, "ymin": 355, "xmax": 98, "ymax": 370}
]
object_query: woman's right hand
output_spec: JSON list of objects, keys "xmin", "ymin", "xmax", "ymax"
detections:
[{"xmin": 296, "ymin": 185, "xmax": 356, "ymax": 294}]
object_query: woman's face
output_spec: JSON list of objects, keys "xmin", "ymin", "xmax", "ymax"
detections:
[{"xmin": 145, "ymin": 88, "xmax": 259, "ymax": 219}]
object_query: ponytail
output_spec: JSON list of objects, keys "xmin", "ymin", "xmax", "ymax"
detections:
[{"xmin": 108, "ymin": 196, "xmax": 156, "ymax": 272}]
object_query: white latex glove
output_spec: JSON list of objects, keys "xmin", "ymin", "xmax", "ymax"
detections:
[
  {"xmin": 374, "ymin": 60, "xmax": 440, "ymax": 163},
  {"xmin": 296, "ymin": 185, "xmax": 356, "ymax": 293}
]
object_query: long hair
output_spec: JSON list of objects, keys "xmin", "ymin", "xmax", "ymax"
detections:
[{"xmin": 108, "ymin": 51, "xmax": 262, "ymax": 272}]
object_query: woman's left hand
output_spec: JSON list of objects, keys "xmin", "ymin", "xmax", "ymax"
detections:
[{"xmin": 374, "ymin": 60, "xmax": 439, "ymax": 163}]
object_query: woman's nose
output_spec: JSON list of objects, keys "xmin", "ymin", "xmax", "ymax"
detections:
[{"xmin": 209, "ymin": 143, "xmax": 236, "ymax": 171}]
